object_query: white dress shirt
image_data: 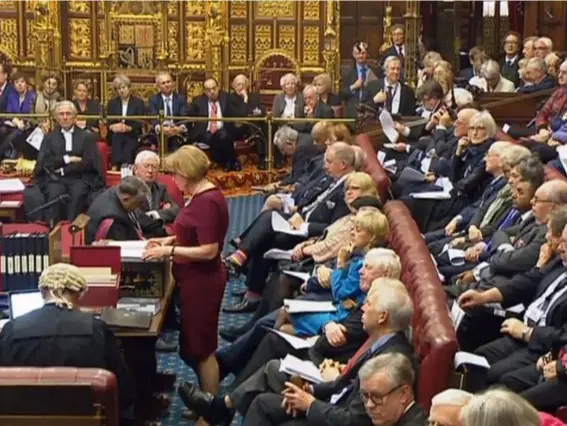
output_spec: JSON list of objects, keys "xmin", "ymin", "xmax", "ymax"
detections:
[
  {"xmin": 61, "ymin": 127, "xmax": 75, "ymax": 173},
  {"xmin": 384, "ymin": 79, "xmax": 401, "ymax": 114},
  {"xmin": 207, "ymin": 100, "xmax": 224, "ymax": 132},
  {"xmin": 121, "ymin": 100, "xmax": 128, "ymax": 123},
  {"xmin": 282, "ymin": 96, "xmax": 296, "ymax": 118}
]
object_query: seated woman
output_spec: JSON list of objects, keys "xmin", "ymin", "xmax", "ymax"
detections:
[
  {"xmin": 276, "ymin": 209, "xmax": 389, "ymax": 336},
  {"xmin": 313, "ymin": 73, "xmax": 342, "ymax": 106},
  {"xmin": 0, "ymin": 72, "xmax": 36, "ymax": 160},
  {"xmin": 72, "ymin": 80, "xmax": 101, "ymax": 136},
  {"xmin": 0, "ymin": 263, "xmax": 136, "ymax": 422},
  {"xmin": 31, "ymin": 73, "xmax": 62, "ymax": 134}
]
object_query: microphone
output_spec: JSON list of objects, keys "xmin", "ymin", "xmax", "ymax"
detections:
[{"xmin": 27, "ymin": 194, "xmax": 70, "ymax": 216}]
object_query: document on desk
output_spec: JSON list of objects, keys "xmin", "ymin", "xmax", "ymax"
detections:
[
  {"xmin": 271, "ymin": 211, "xmax": 308, "ymax": 237},
  {"xmin": 410, "ymin": 191, "xmax": 451, "ymax": 200},
  {"xmin": 267, "ymin": 328, "xmax": 319, "ymax": 350},
  {"xmin": 279, "ymin": 354, "xmax": 324, "ymax": 383},
  {"xmin": 284, "ymin": 299, "xmax": 337, "ymax": 314},
  {"xmin": 264, "ymin": 248, "xmax": 293, "ymax": 261},
  {"xmin": 0, "ymin": 178, "xmax": 25, "ymax": 194},
  {"xmin": 107, "ymin": 240, "xmax": 148, "ymax": 260},
  {"xmin": 26, "ymin": 127, "xmax": 44, "ymax": 151},
  {"xmin": 379, "ymin": 109, "xmax": 399, "ymax": 143},
  {"xmin": 454, "ymin": 351, "xmax": 490, "ymax": 370},
  {"xmin": 282, "ymin": 270, "xmax": 311, "ymax": 282}
]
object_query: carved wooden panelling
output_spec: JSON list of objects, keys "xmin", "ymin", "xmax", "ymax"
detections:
[
  {"xmin": 278, "ymin": 25, "xmax": 296, "ymax": 55},
  {"xmin": 256, "ymin": 1, "xmax": 295, "ymax": 19},
  {"xmin": 167, "ymin": 1, "xmax": 177, "ymax": 16},
  {"xmin": 230, "ymin": 24, "xmax": 247, "ymax": 63},
  {"xmin": 0, "ymin": 19, "xmax": 17, "ymax": 59},
  {"xmin": 97, "ymin": 18, "xmax": 106, "ymax": 57},
  {"xmin": 0, "ymin": 1, "xmax": 16, "ymax": 11},
  {"xmin": 168, "ymin": 21, "xmax": 179, "ymax": 60},
  {"xmin": 230, "ymin": 0, "xmax": 247, "ymax": 18},
  {"xmin": 185, "ymin": 21, "xmax": 205, "ymax": 60},
  {"xmin": 68, "ymin": 1, "xmax": 90, "ymax": 14},
  {"xmin": 185, "ymin": 0, "xmax": 204, "ymax": 17},
  {"xmin": 303, "ymin": 0, "xmax": 320, "ymax": 20},
  {"xmin": 302, "ymin": 26, "xmax": 320, "ymax": 65},
  {"xmin": 255, "ymin": 25, "xmax": 272, "ymax": 58},
  {"xmin": 69, "ymin": 18, "xmax": 92, "ymax": 59}
]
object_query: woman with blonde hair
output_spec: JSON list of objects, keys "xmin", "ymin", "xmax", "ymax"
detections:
[
  {"xmin": 143, "ymin": 145, "xmax": 229, "ymax": 402},
  {"xmin": 330, "ymin": 123, "xmax": 353, "ymax": 145},
  {"xmin": 433, "ymin": 63, "xmax": 474, "ymax": 108},
  {"xmin": 312, "ymin": 72, "xmax": 341, "ymax": 106}
]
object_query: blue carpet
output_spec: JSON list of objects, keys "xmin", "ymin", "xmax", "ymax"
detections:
[{"xmin": 157, "ymin": 194, "xmax": 264, "ymax": 425}]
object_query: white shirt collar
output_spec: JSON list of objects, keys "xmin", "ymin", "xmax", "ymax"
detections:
[{"xmin": 61, "ymin": 127, "xmax": 74, "ymax": 135}]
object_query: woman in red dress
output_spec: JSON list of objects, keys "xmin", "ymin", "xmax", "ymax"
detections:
[{"xmin": 143, "ymin": 145, "xmax": 229, "ymax": 401}]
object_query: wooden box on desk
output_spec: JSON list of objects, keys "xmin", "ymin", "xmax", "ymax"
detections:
[
  {"xmin": 119, "ymin": 258, "xmax": 170, "ymax": 298},
  {"xmin": 70, "ymin": 246, "xmax": 121, "ymax": 308}
]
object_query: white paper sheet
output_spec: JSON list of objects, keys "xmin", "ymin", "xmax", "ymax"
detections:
[
  {"xmin": 420, "ymin": 157, "xmax": 432, "ymax": 174},
  {"xmin": 271, "ymin": 211, "xmax": 308, "ymax": 237},
  {"xmin": 26, "ymin": 127, "xmax": 44, "ymax": 151},
  {"xmin": 107, "ymin": 240, "xmax": 148, "ymax": 260},
  {"xmin": 284, "ymin": 299, "xmax": 337, "ymax": 314},
  {"xmin": 558, "ymin": 145, "xmax": 567, "ymax": 173},
  {"xmin": 282, "ymin": 270, "xmax": 311, "ymax": 281},
  {"xmin": 267, "ymin": 328, "xmax": 319, "ymax": 350},
  {"xmin": 378, "ymin": 109, "xmax": 399, "ymax": 143},
  {"xmin": 278, "ymin": 194, "xmax": 295, "ymax": 215},
  {"xmin": 264, "ymin": 249, "xmax": 293, "ymax": 261},
  {"xmin": 448, "ymin": 248, "xmax": 466, "ymax": 266},
  {"xmin": 0, "ymin": 178, "xmax": 25, "ymax": 194},
  {"xmin": 279, "ymin": 354, "xmax": 324, "ymax": 383},
  {"xmin": 484, "ymin": 302, "xmax": 525, "ymax": 315},
  {"xmin": 410, "ymin": 191, "xmax": 451, "ymax": 200},
  {"xmin": 450, "ymin": 301, "xmax": 465, "ymax": 330},
  {"xmin": 377, "ymin": 151, "xmax": 386, "ymax": 166},
  {"xmin": 454, "ymin": 351, "xmax": 490, "ymax": 369},
  {"xmin": 0, "ymin": 200, "xmax": 21, "ymax": 208},
  {"xmin": 383, "ymin": 143, "xmax": 398, "ymax": 149}
]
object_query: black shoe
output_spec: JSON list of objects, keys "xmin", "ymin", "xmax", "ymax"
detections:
[
  {"xmin": 177, "ymin": 382, "xmax": 234, "ymax": 425},
  {"xmin": 222, "ymin": 298, "xmax": 260, "ymax": 314},
  {"xmin": 155, "ymin": 338, "xmax": 178, "ymax": 353}
]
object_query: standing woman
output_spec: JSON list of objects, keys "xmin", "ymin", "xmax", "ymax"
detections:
[{"xmin": 142, "ymin": 145, "xmax": 229, "ymax": 403}]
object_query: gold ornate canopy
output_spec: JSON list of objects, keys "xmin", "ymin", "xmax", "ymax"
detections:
[{"xmin": 0, "ymin": 0, "xmax": 341, "ymax": 103}]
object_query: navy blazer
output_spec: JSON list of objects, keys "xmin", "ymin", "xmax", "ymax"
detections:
[
  {"xmin": 303, "ymin": 178, "xmax": 350, "ymax": 237},
  {"xmin": 189, "ymin": 91, "xmax": 237, "ymax": 139},
  {"xmin": 6, "ymin": 90, "xmax": 35, "ymax": 114},
  {"xmin": 106, "ymin": 95, "xmax": 145, "ymax": 139},
  {"xmin": 450, "ymin": 139, "xmax": 494, "ymax": 201},
  {"xmin": 517, "ymin": 74, "xmax": 557, "ymax": 94},
  {"xmin": 458, "ymin": 176, "xmax": 507, "ymax": 227},
  {"xmin": 0, "ymin": 83, "xmax": 16, "ymax": 113},
  {"xmin": 147, "ymin": 92, "xmax": 189, "ymax": 129}
]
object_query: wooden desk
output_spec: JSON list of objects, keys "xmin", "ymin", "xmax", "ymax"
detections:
[
  {"xmin": 483, "ymin": 88, "xmax": 555, "ymax": 126},
  {"xmin": 0, "ymin": 200, "xmax": 23, "ymax": 222}
]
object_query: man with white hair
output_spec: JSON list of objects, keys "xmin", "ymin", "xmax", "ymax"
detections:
[
  {"xmin": 369, "ymin": 56, "xmax": 416, "ymax": 116},
  {"xmin": 429, "ymin": 389, "xmax": 473, "ymax": 426},
  {"xmin": 32, "ymin": 100, "xmax": 105, "ymax": 224},
  {"xmin": 518, "ymin": 57, "xmax": 556, "ymax": 94},
  {"xmin": 534, "ymin": 37, "xmax": 553, "ymax": 60},
  {"xmin": 178, "ymin": 277, "xmax": 415, "ymax": 426},
  {"xmin": 474, "ymin": 59, "xmax": 515, "ymax": 92},
  {"xmin": 295, "ymin": 84, "xmax": 334, "ymax": 147}
]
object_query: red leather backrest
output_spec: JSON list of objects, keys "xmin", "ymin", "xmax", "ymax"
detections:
[
  {"xmin": 355, "ymin": 133, "xmax": 390, "ymax": 203},
  {"xmin": 157, "ymin": 174, "xmax": 184, "ymax": 208},
  {"xmin": 384, "ymin": 201, "xmax": 457, "ymax": 411},
  {"xmin": 545, "ymin": 166, "xmax": 567, "ymax": 183},
  {"xmin": 94, "ymin": 218, "xmax": 115, "ymax": 241},
  {"xmin": 331, "ymin": 105, "xmax": 344, "ymax": 118},
  {"xmin": 0, "ymin": 367, "xmax": 118, "ymax": 426},
  {"xmin": 96, "ymin": 142, "xmax": 109, "ymax": 180}
]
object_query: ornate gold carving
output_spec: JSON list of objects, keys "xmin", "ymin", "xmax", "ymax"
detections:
[
  {"xmin": 111, "ymin": 16, "xmax": 162, "ymax": 69},
  {"xmin": 380, "ymin": 3, "xmax": 393, "ymax": 53},
  {"xmin": 255, "ymin": 25, "xmax": 272, "ymax": 59},
  {"xmin": 69, "ymin": 18, "xmax": 91, "ymax": 59},
  {"xmin": 185, "ymin": 0, "xmax": 204, "ymax": 17},
  {"xmin": 111, "ymin": 1, "xmax": 159, "ymax": 15},
  {"xmin": 107, "ymin": 82, "xmax": 157, "ymax": 104},
  {"xmin": 0, "ymin": 1, "xmax": 16, "ymax": 11},
  {"xmin": 302, "ymin": 26, "xmax": 319, "ymax": 65},
  {"xmin": 25, "ymin": 22, "xmax": 35, "ymax": 58},
  {"xmin": 205, "ymin": 1, "xmax": 226, "ymax": 82},
  {"xmin": 185, "ymin": 22, "xmax": 205, "ymax": 60},
  {"xmin": 167, "ymin": 1, "xmax": 177, "ymax": 16},
  {"xmin": 256, "ymin": 1, "xmax": 294, "ymax": 18},
  {"xmin": 303, "ymin": 0, "xmax": 320, "ymax": 20},
  {"xmin": 230, "ymin": 24, "xmax": 247, "ymax": 63},
  {"xmin": 119, "ymin": 24, "xmax": 135, "ymax": 45},
  {"xmin": 168, "ymin": 21, "xmax": 179, "ymax": 61},
  {"xmin": 97, "ymin": 19, "xmax": 106, "ymax": 58},
  {"xmin": 184, "ymin": 79, "xmax": 204, "ymax": 101},
  {"xmin": 0, "ymin": 19, "xmax": 17, "ymax": 59},
  {"xmin": 230, "ymin": 0, "xmax": 247, "ymax": 18},
  {"xmin": 68, "ymin": 1, "xmax": 90, "ymax": 14},
  {"xmin": 278, "ymin": 25, "xmax": 295, "ymax": 55}
]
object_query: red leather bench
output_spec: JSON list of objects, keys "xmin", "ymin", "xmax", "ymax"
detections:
[
  {"xmin": 384, "ymin": 201, "xmax": 457, "ymax": 411},
  {"xmin": 355, "ymin": 133, "xmax": 390, "ymax": 203},
  {"xmin": 545, "ymin": 165, "xmax": 567, "ymax": 183},
  {"xmin": 0, "ymin": 367, "xmax": 119, "ymax": 426}
]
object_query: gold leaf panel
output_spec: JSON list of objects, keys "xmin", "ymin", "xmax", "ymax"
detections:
[
  {"xmin": 185, "ymin": 21, "xmax": 205, "ymax": 61},
  {"xmin": 98, "ymin": 19, "xmax": 106, "ymax": 57},
  {"xmin": 278, "ymin": 25, "xmax": 295, "ymax": 55},
  {"xmin": 230, "ymin": 24, "xmax": 247, "ymax": 63},
  {"xmin": 256, "ymin": 1, "xmax": 294, "ymax": 18},
  {"xmin": 255, "ymin": 25, "xmax": 272, "ymax": 59},
  {"xmin": 0, "ymin": 19, "xmax": 17, "ymax": 58},
  {"xmin": 68, "ymin": 1, "xmax": 90, "ymax": 14},
  {"xmin": 167, "ymin": 1, "xmax": 177, "ymax": 16},
  {"xmin": 185, "ymin": 0, "xmax": 204, "ymax": 17},
  {"xmin": 303, "ymin": 0, "xmax": 320, "ymax": 20},
  {"xmin": 185, "ymin": 80, "xmax": 204, "ymax": 101},
  {"xmin": 69, "ymin": 18, "xmax": 92, "ymax": 59},
  {"xmin": 25, "ymin": 22, "xmax": 34, "ymax": 58},
  {"xmin": 230, "ymin": 0, "xmax": 247, "ymax": 18},
  {"xmin": 107, "ymin": 83, "xmax": 157, "ymax": 104},
  {"xmin": 302, "ymin": 26, "xmax": 320, "ymax": 65},
  {"xmin": 119, "ymin": 25, "xmax": 135, "ymax": 45},
  {"xmin": 0, "ymin": 1, "xmax": 16, "ymax": 11},
  {"xmin": 168, "ymin": 21, "xmax": 179, "ymax": 60},
  {"xmin": 135, "ymin": 24, "xmax": 154, "ymax": 48}
]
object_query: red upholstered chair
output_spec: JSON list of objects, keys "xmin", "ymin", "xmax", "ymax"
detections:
[
  {"xmin": 96, "ymin": 141, "xmax": 109, "ymax": 181},
  {"xmin": 545, "ymin": 165, "xmax": 567, "ymax": 183},
  {"xmin": 331, "ymin": 105, "xmax": 344, "ymax": 118},
  {"xmin": 384, "ymin": 201, "xmax": 458, "ymax": 411},
  {"xmin": 157, "ymin": 174, "xmax": 184, "ymax": 208},
  {"xmin": 355, "ymin": 133, "xmax": 391, "ymax": 203},
  {"xmin": 0, "ymin": 367, "xmax": 119, "ymax": 426}
]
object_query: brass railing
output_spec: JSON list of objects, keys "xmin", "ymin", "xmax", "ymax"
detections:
[{"xmin": 0, "ymin": 112, "xmax": 355, "ymax": 176}]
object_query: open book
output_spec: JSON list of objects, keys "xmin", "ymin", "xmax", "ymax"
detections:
[{"xmin": 106, "ymin": 240, "xmax": 148, "ymax": 261}]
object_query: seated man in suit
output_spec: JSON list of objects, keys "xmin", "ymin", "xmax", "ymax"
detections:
[
  {"xmin": 0, "ymin": 263, "xmax": 136, "ymax": 423},
  {"xmin": 341, "ymin": 42, "xmax": 382, "ymax": 119},
  {"xmin": 177, "ymin": 277, "xmax": 415, "ymax": 426},
  {"xmin": 148, "ymin": 71, "xmax": 190, "ymax": 153},
  {"xmin": 473, "ymin": 59, "xmax": 515, "ymax": 92},
  {"xmin": 132, "ymin": 150, "xmax": 180, "ymax": 238},
  {"xmin": 191, "ymin": 78, "xmax": 240, "ymax": 171},
  {"xmin": 518, "ymin": 57, "xmax": 556, "ymax": 94},
  {"xmin": 85, "ymin": 176, "xmax": 150, "ymax": 243},
  {"xmin": 368, "ymin": 56, "xmax": 416, "ymax": 116},
  {"xmin": 33, "ymin": 100, "xmax": 105, "ymax": 224},
  {"xmin": 230, "ymin": 74, "xmax": 268, "ymax": 169},
  {"xmin": 501, "ymin": 31, "xmax": 522, "ymax": 88},
  {"xmin": 295, "ymin": 84, "xmax": 335, "ymax": 147}
]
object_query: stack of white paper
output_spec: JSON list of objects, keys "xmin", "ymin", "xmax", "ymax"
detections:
[
  {"xmin": 279, "ymin": 354, "xmax": 324, "ymax": 383},
  {"xmin": 0, "ymin": 178, "xmax": 25, "ymax": 194},
  {"xmin": 264, "ymin": 249, "xmax": 293, "ymax": 261},
  {"xmin": 107, "ymin": 240, "xmax": 148, "ymax": 260},
  {"xmin": 454, "ymin": 351, "xmax": 490, "ymax": 369},
  {"xmin": 284, "ymin": 299, "xmax": 337, "ymax": 314},
  {"xmin": 268, "ymin": 328, "xmax": 319, "ymax": 350},
  {"xmin": 271, "ymin": 212, "xmax": 308, "ymax": 237}
]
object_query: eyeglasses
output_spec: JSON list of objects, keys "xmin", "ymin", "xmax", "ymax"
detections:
[
  {"xmin": 360, "ymin": 384, "xmax": 403, "ymax": 406},
  {"xmin": 533, "ymin": 196, "xmax": 553, "ymax": 204}
]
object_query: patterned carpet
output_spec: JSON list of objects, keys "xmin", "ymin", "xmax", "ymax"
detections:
[{"xmin": 157, "ymin": 194, "xmax": 264, "ymax": 425}]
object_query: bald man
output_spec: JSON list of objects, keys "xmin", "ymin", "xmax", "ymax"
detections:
[{"xmin": 190, "ymin": 78, "xmax": 241, "ymax": 171}]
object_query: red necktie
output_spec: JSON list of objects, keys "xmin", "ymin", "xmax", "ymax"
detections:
[
  {"xmin": 210, "ymin": 103, "xmax": 218, "ymax": 133},
  {"xmin": 342, "ymin": 338, "xmax": 373, "ymax": 375}
]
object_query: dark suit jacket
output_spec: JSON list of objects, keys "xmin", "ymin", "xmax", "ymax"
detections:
[
  {"xmin": 190, "ymin": 91, "xmax": 236, "ymax": 140},
  {"xmin": 340, "ymin": 65, "xmax": 382, "ymax": 118},
  {"xmin": 293, "ymin": 171, "xmax": 333, "ymax": 209},
  {"xmin": 295, "ymin": 101, "xmax": 335, "ymax": 136},
  {"xmin": 6, "ymin": 90, "xmax": 35, "ymax": 114},
  {"xmin": 322, "ymin": 92, "xmax": 342, "ymax": 107},
  {"xmin": 230, "ymin": 92, "xmax": 266, "ymax": 117},
  {"xmin": 517, "ymin": 74, "xmax": 557, "ymax": 94},
  {"xmin": 73, "ymin": 99, "xmax": 101, "ymax": 131},
  {"xmin": 450, "ymin": 139, "xmax": 494, "ymax": 202},
  {"xmin": 459, "ymin": 68, "xmax": 474, "ymax": 82},
  {"xmin": 307, "ymin": 332, "xmax": 415, "ymax": 426},
  {"xmin": 396, "ymin": 403, "xmax": 427, "ymax": 426},
  {"xmin": 459, "ymin": 176, "xmax": 507, "ymax": 227},
  {"xmin": 501, "ymin": 57, "xmax": 521, "ymax": 87},
  {"xmin": 380, "ymin": 45, "xmax": 405, "ymax": 67},
  {"xmin": 367, "ymin": 79, "xmax": 417, "ymax": 116},
  {"xmin": 302, "ymin": 178, "xmax": 350, "ymax": 237},
  {"xmin": 141, "ymin": 180, "xmax": 180, "ymax": 223},
  {"xmin": 280, "ymin": 144, "xmax": 325, "ymax": 186},
  {"xmin": 106, "ymin": 95, "xmax": 145, "ymax": 139},
  {"xmin": 0, "ymin": 83, "xmax": 16, "ymax": 113},
  {"xmin": 34, "ymin": 126, "xmax": 104, "ymax": 187},
  {"xmin": 147, "ymin": 92, "xmax": 189, "ymax": 129}
]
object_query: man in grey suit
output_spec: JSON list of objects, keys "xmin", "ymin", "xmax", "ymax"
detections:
[{"xmin": 177, "ymin": 278, "xmax": 416, "ymax": 426}]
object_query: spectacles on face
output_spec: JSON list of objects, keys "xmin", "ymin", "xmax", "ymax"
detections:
[
  {"xmin": 141, "ymin": 163, "xmax": 158, "ymax": 171},
  {"xmin": 361, "ymin": 384, "xmax": 403, "ymax": 406},
  {"xmin": 532, "ymin": 196, "xmax": 553, "ymax": 204}
]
